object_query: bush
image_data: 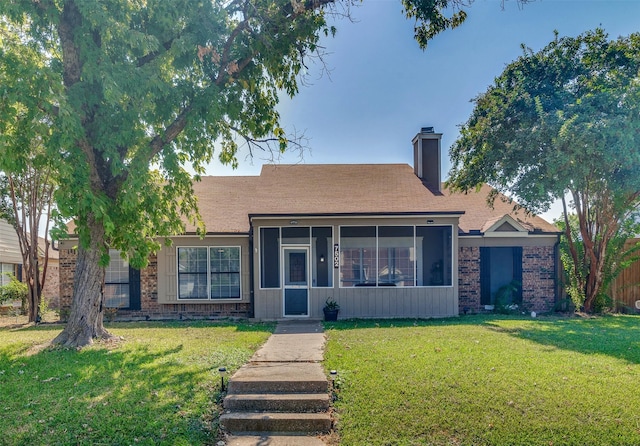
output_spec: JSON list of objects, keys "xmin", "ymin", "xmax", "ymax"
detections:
[
  {"xmin": 0, "ymin": 274, "xmax": 28, "ymax": 308},
  {"xmin": 493, "ymin": 280, "xmax": 523, "ymax": 314}
]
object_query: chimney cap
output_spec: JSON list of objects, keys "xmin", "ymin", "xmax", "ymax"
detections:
[{"xmin": 421, "ymin": 126, "xmax": 435, "ymax": 134}]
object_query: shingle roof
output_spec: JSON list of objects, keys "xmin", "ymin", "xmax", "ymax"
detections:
[{"xmin": 189, "ymin": 163, "xmax": 559, "ymax": 235}]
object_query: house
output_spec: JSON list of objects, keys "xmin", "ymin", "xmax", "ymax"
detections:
[
  {"xmin": 0, "ymin": 219, "xmax": 60, "ymax": 313},
  {"xmin": 59, "ymin": 129, "xmax": 560, "ymax": 320},
  {"xmin": 0, "ymin": 219, "xmax": 23, "ymax": 313}
]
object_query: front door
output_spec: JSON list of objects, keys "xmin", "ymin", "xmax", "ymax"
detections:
[{"xmin": 283, "ymin": 247, "xmax": 309, "ymax": 317}]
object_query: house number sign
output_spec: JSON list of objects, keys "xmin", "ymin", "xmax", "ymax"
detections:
[{"xmin": 333, "ymin": 244, "xmax": 340, "ymax": 269}]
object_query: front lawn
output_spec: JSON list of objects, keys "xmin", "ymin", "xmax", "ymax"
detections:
[
  {"xmin": 324, "ymin": 315, "xmax": 640, "ymax": 446},
  {"xmin": 0, "ymin": 320, "xmax": 274, "ymax": 445}
]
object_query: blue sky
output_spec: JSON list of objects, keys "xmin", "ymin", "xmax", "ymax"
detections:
[{"xmin": 205, "ymin": 0, "xmax": 640, "ymax": 221}]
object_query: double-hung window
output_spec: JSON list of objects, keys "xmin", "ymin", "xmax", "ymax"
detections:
[
  {"xmin": 0, "ymin": 263, "xmax": 15, "ymax": 286},
  {"xmin": 178, "ymin": 247, "xmax": 241, "ymax": 300},
  {"xmin": 104, "ymin": 249, "xmax": 141, "ymax": 310}
]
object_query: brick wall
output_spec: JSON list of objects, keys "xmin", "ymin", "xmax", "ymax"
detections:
[
  {"xmin": 43, "ymin": 263, "xmax": 60, "ymax": 309},
  {"xmin": 59, "ymin": 248, "xmax": 251, "ymax": 320},
  {"xmin": 458, "ymin": 246, "xmax": 480, "ymax": 314},
  {"xmin": 59, "ymin": 248, "xmax": 75, "ymax": 310},
  {"xmin": 458, "ymin": 245, "xmax": 556, "ymax": 314},
  {"xmin": 522, "ymin": 245, "xmax": 556, "ymax": 313}
]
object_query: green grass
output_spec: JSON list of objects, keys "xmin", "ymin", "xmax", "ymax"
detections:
[
  {"xmin": 0, "ymin": 320, "xmax": 274, "ymax": 445},
  {"xmin": 324, "ymin": 315, "xmax": 640, "ymax": 446}
]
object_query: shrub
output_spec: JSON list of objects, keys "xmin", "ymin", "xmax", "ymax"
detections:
[
  {"xmin": 493, "ymin": 280, "xmax": 522, "ymax": 314},
  {"xmin": 0, "ymin": 274, "xmax": 28, "ymax": 309}
]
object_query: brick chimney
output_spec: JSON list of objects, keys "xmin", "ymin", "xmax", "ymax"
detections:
[{"xmin": 412, "ymin": 127, "xmax": 442, "ymax": 192}]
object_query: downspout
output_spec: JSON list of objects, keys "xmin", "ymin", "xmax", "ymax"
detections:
[{"xmin": 248, "ymin": 222, "xmax": 255, "ymax": 319}]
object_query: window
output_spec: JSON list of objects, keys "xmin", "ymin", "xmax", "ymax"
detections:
[
  {"xmin": 104, "ymin": 250, "xmax": 141, "ymax": 310},
  {"xmin": 339, "ymin": 225, "xmax": 453, "ymax": 287},
  {"xmin": 105, "ymin": 250, "xmax": 130, "ymax": 308},
  {"xmin": 210, "ymin": 247, "xmax": 241, "ymax": 299},
  {"xmin": 0, "ymin": 263, "xmax": 15, "ymax": 287},
  {"xmin": 178, "ymin": 246, "xmax": 241, "ymax": 300},
  {"xmin": 178, "ymin": 247, "xmax": 208, "ymax": 299}
]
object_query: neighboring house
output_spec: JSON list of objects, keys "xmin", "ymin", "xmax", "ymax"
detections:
[
  {"xmin": 0, "ymin": 219, "xmax": 21, "ymax": 285},
  {"xmin": 0, "ymin": 219, "xmax": 22, "ymax": 312},
  {"xmin": 0, "ymin": 219, "xmax": 60, "ymax": 312},
  {"xmin": 59, "ymin": 129, "xmax": 561, "ymax": 320}
]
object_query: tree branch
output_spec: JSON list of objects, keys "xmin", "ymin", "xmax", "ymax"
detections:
[
  {"xmin": 148, "ymin": 105, "xmax": 193, "ymax": 160},
  {"xmin": 137, "ymin": 38, "xmax": 174, "ymax": 67}
]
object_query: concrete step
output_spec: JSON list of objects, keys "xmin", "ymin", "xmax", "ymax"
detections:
[
  {"xmin": 228, "ymin": 362, "xmax": 328, "ymax": 394},
  {"xmin": 220, "ymin": 412, "xmax": 332, "ymax": 434},
  {"xmin": 226, "ymin": 435, "xmax": 326, "ymax": 446},
  {"xmin": 224, "ymin": 393, "xmax": 330, "ymax": 412}
]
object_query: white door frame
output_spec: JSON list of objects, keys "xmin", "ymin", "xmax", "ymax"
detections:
[{"xmin": 282, "ymin": 246, "xmax": 310, "ymax": 317}]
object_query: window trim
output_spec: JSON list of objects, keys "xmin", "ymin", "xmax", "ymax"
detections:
[
  {"xmin": 176, "ymin": 245, "xmax": 242, "ymax": 301},
  {"xmin": 338, "ymin": 224, "xmax": 454, "ymax": 289}
]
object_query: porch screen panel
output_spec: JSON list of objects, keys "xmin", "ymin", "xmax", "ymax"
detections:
[
  {"xmin": 416, "ymin": 226, "xmax": 452, "ymax": 286},
  {"xmin": 282, "ymin": 226, "xmax": 310, "ymax": 244},
  {"xmin": 312, "ymin": 227, "xmax": 332, "ymax": 287},
  {"xmin": 378, "ymin": 226, "xmax": 415, "ymax": 287},
  {"xmin": 260, "ymin": 228, "xmax": 280, "ymax": 288},
  {"xmin": 178, "ymin": 247, "xmax": 208, "ymax": 299},
  {"xmin": 340, "ymin": 226, "xmax": 376, "ymax": 287}
]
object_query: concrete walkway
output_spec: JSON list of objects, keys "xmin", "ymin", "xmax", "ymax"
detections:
[{"xmin": 222, "ymin": 321, "xmax": 331, "ymax": 446}]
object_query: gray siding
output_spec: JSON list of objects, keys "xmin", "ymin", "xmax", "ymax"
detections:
[{"xmin": 0, "ymin": 220, "xmax": 21, "ymax": 264}]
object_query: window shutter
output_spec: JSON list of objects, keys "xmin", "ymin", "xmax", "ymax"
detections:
[
  {"xmin": 129, "ymin": 267, "xmax": 141, "ymax": 310},
  {"xmin": 480, "ymin": 247, "xmax": 491, "ymax": 305},
  {"xmin": 513, "ymin": 246, "xmax": 523, "ymax": 304}
]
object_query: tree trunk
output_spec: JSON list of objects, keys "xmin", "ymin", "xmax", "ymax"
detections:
[
  {"xmin": 53, "ymin": 216, "xmax": 114, "ymax": 347},
  {"xmin": 28, "ymin": 278, "xmax": 38, "ymax": 322}
]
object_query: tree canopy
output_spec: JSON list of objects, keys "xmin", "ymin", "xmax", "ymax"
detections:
[
  {"xmin": 0, "ymin": 18, "xmax": 59, "ymax": 322},
  {"xmin": 447, "ymin": 29, "xmax": 640, "ymax": 312},
  {"xmin": 1, "ymin": 0, "xmax": 486, "ymax": 346}
]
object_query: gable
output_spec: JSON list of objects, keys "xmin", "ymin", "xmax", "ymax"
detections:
[
  {"xmin": 481, "ymin": 214, "xmax": 529, "ymax": 237},
  {"xmin": 495, "ymin": 221, "xmax": 519, "ymax": 232}
]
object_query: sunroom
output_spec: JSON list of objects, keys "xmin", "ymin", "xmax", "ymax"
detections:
[{"xmin": 251, "ymin": 214, "xmax": 462, "ymax": 320}]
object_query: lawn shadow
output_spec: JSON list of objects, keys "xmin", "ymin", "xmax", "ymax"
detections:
[
  {"xmin": 0, "ymin": 341, "xmax": 219, "ymax": 444},
  {"xmin": 0, "ymin": 319, "xmax": 276, "ymax": 334},
  {"xmin": 324, "ymin": 315, "xmax": 640, "ymax": 365},
  {"xmin": 483, "ymin": 315, "xmax": 640, "ymax": 365}
]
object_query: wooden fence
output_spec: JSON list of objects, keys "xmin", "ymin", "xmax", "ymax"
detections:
[{"xmin": 610, "ymin": 238, "xmax": 640, "ymax": 311}]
